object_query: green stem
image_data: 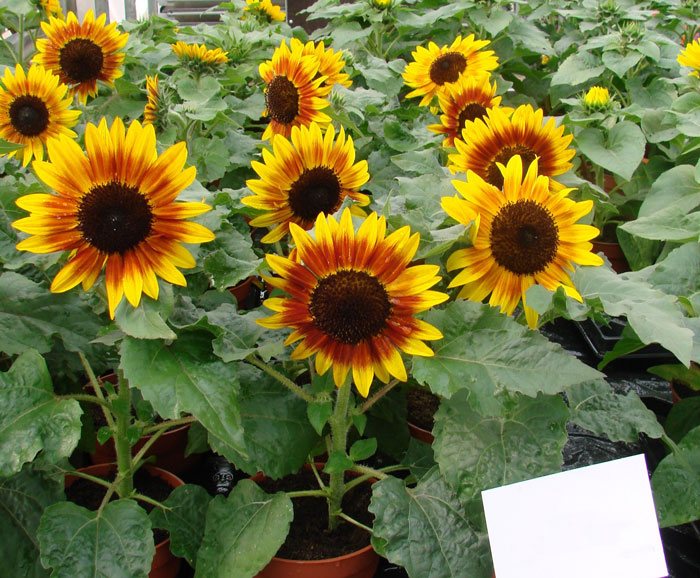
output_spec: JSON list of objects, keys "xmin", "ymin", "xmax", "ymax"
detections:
[
  {"xmin": 79, "ymin": 353, "xmax": 116, "ymax": 431},
  {"xmin": 351, "ymin": 463, "xmax": 389, "ymax": 480},
  {"xmin": 287, "ymin": 489, "xmax": 326, "ymax": 499},
  {"xmin": 309, "ymin": 460, "xmax": 326, "ymax": 490},
  {"xmin": 67, "ymin": 470, "xmax": 113, "ymax": 490},
  {"xmin": 245, "ymin": 354, "xmax": 315, "ymax": 403},
  {"xmin": 130, "ymin": 426, "xmax": 167, "ymax": 470},
  {"xmin": 141, "ymin": 416, "xmax": 196, "ymax": 436},
  {"xmin": 360, "ymin": 379, "xmax": 399, "ymax": 413},
  {"xmin": 113, "ymin": 370, "xmax": 134, "ymax": 498},
  {"xmin": 327, "ymin": 380, "xmax": 353, "ymax": 531},
  {"xmin": 661, "ymin": 433, "xmax": 682, "ymax": 455},
  {"xmin": 0, "ymin": 35, "xmax": 19, "ymax": 65},
  {"xmin": 17, "ymin": 15, "xmax": 24, "ymax": 65},
  {"xmin": 338, "ymin": 512, "xmax": 373, "ymax": 534},
  {"xmin": 59, "ymin": 393, "xmax": 111, "ymax": 411},
  {"xmin": 132, "ymin": 492, "xmax": 170, "ymax": 511}
]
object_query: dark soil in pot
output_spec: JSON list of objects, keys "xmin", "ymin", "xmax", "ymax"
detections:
[
  {"xmin": 406, "ymin": 387, "xmax": 439, "ymax": 431},
  {"xmin": 257, "ymin": 468, "xmax": 374, "ymax": 560}
]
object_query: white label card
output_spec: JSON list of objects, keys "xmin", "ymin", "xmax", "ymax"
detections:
[{"xmin": 482, "ymin": 454, "xmax": 668, "ymax": 578}]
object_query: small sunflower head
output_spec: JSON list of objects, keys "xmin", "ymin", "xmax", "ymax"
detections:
[
  {"xmin": 582, "ymin": 86, "xmax": 612, "ymax": 112},
  {"xmin": 540, "ymin": 54, "xmax": 551, "ymax": 66},
  {"xmin": 371, "ymin": 0, "xmax": 392, "ymax": 9},
  {"xmin": 34, "ymin": 0, "xmax": 63, "ymax": 19},
  {"xmin": 244, "ymin": 0, "xmax": 286, "ymax": 23},
  {"xmin": 171, "ymin": 41, "xmax": 229, "ymax": 71},
  {"xmin": 678, "ymin": 38, "xmax": 700, "ymax": 77}
]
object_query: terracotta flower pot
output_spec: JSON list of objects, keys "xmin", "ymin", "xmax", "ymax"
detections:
[
  {"xmin": 407, "ymin": 421, "xmax": 434, "ymax": 444},
  {"xmin": 591, "ymin": 240, "xmax": 630, "ymax": 273},
  {"xmin": 65, "ymin": 464, "xmax": 184, "ymax": 578},
  {"xmin": 253, "ymin": 464, "xmax": 380, "ymax": 578},
  {"xmin": 228, "ymin": 275, "xmax": 267, "ymax": 309}
]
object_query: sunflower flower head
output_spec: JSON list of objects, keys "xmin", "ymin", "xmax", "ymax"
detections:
[
  {"xmin": 372, "ymin": 0, "xmax": 392, "ymax": 9},
  {"xmin": 427, "ymin": 74, "xmax": 505, "ymax": 148},
  {"xmin": 258, "ymin": 208, "xmax": 448, "ymax": 397},
  {"xmin": 142, "ymin": 75, "xmax": 166, "ymax": 129},
  {"xmin": 33, "ymin": 10, "xmax": 128, "ymax": 105},
  {"xmin": 582, "ymin": 86, "xmax": 612, "ymax": 111},
  {"xmin": 678, "ymin": 38, "xmax": 700, "ymax": 77},
  {"xmin": 259, "ymin": 40, "xmax": 332, "ymax": 141},
  {"xmin": 171, "ymin": 41, "xmax": 229, "ymax": 71},
  {"xmin": 35, "ymin": 0, "xmax": 63, "ymax": 19},
  {"xmin": 244, "ymin": 0, "xmax": 286, "ymax": 22},
  {"xmin": 442, "ymin": 155, "xmax": 603, "ymax": 329},
  {"xmin": 13, "ymin": 117, "xmax": 215, "ymax": 318},
  {"xmin": 402, "ymin": 34, "xmax": 499, "ymax": 107},
  {"xmin": 290, "ymin": 37, "xmax": 352, "ymax": 89},
  {"xmin": 449, "ymin": 104, "xmax": 575, "ymax": 192},
  {"xmin": 243, "ymin": 121, "xmax": 370, "ymax": 243},
  {"xmin": 0, "ymin": 64, "xmax": 80, "ymax": 166}
]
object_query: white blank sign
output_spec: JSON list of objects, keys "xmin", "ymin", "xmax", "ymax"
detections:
[{"xmin": 482, "ymin": 454, "xmax": 668, "ymax": 578}]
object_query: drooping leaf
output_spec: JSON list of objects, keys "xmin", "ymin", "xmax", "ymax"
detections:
[
  {"xmin": 0, "ymin": 350, "xmax": 82, "ymax": 476},
  {"xmin": 576, "ymin": 122, "xmax": 646, "ymax": 181},
  {"xmin": 651, "ymin": 425, "xmax": 700, "ymax": 527},
  {"xmin": 572, "ymin": 266, "xmax": 694, "ymax": 365},
  {"xmin": 0, "ymin": 463, "xmax": 63, "ymax": 578},
  {"xmin": 150, "ymin": 484, "xmax": 211, "ymax": 566},
  {"xmin": 412, "ymin": 301, "xmax": 602, "ymax": 414},
  {"xmin": 38, "ymin": 500, "xmax": 154, "ymax": 578},
  {"xmin": 566, "ymin": 380, "xmax": 664, "ymax": 442},
  {"xmin": 195, "ymin": 480, "xmax": 293, "ymax": 578},
  {"xmin": 433, "ymin": 391, "xmax": 568, "ymax": 503},
  {"xmin": 370, "ymin": 469, "xmax": 492, "ymax": 578},
  {"xmin": 0, "ymin": 272, "xmax": 102, "ymax": 356},
  {"xmin": 120, "ymin": 332, "xmax": 247, "ymax": 462},
  {"xmin": 113, "ymin": 284, "xmax": 176, "ymax": 340}
]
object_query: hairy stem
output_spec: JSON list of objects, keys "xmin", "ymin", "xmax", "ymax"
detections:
[
  {"xmin": 245, "ymin": 354, "xmax": 315, "ymax": 402},
  {"xmin": 327, "ymin": 380, "xmax": 353, "ymax": 531}
]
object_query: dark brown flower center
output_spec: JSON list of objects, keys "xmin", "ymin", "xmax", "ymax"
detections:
[
  {"xmin": 490, "ymin": 199, "xmax": 559, "ymax": 275},
  {"xmin": 78, "ymin": 181, "xmax": 153, "ymax": 254},
  {"xmin": 429, "ymin": 52, "xmax": 467, "ymax": 85},
  {"xmin": 457, "ymin": 103, "xmax": 488, "ymax": 134},
  {"xmin": 59, "ymin": 38, "xmax": 104, "ymax": 83},
  {"xmin": 288, "ymin": 166, "xmax": 342, "ymax": 223},
  {"xmin": 486, "ymin": 146, "xmax": 538, "ymax": 189},
  {"xmin": 266, "ymin": 75, "xmax": 299, "ymax": 124},
  {"xmin": 9, "ymin": 95, "xmax": 50, "ymax": 136},
  {"xmin": 310, "ymin": 270, "xmax": 391, "ymax": 345}
]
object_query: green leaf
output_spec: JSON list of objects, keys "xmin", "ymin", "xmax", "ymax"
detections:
[
  {"xmin": 307, "ymin": 400, "xmax": 333, "ymax": 435},
  {"xmin": 208, "ymin": 306, "xmax": 285, "ymax": 363},
  {"xmin": 0, "ymin": 464, "xmax": 63, "ymax": 578},
  {"xmin": 195, "ymin": 480, "xmax": 293, "ymax": 578},
  {"xmin": 203, "ymin": 223, "xmax": 262, "ymax": 291},
  {"xmin": 354, "ymin": 56, "xmax": 406, "ymax": 99},
  {"xmin": 120, "ymin": 333, "xmax": 247, "ymax": 462},
  {"xmin": 412, "ymin": 301, "xmax": 602, "ymax": 415},
  {"xmin": 216, "ymin": 365, "xmax": 319, "ymax": 478},
  {"xmin": 177, "ymin": 76, "xmax": 222, "ymax": 104},
  {"xmin": 664, "ymin": 398, "xmax": 700, "ymax": 444},
  {"xmin": 0, "ymin": 138, "xmax": 23, "ymax": 154},
  {"xmin": 645, "ymin": 243, "xmax": 700, "ymax": 297},
  {"xmin": 0, "ymin": 350, "xmax": 82, "ymax": 477},
  {"xmin": 648, "ymin": 364, "xmax": 700, "ymax": 390},
  {"xmin": 637, "ymin": 165, "xmax": 700, "ymax": 218},
  {"xmin": 620, "ymin": 206, "xmax": 700, "ymax": 241},
  {"xmin": 324, "ymin": 451, "xmax": 354, "ymax": 473},
  {"xmin": 508, "ymin": 17, "xmax": 553, "ymax": 54},
  {"xmin": 573, "ymin": 266, "xmax": 694, "ymax": 365},
  {"xmin": 370, "ymin": 469, "xmax": 492, "ymax": 578},
  {"xmin": 350, "ymin": 438, "xmax": 377, "ymax": 462},
  {"xmin": 566, "ymin": 380, "xmax": 663, "ymax": 442},
  {"xmin": 114, "ymin": 285, "xmax": 176, "ymax": 340},
  {"xmin": 433, "ymin": 391, "xmax": 568, "ymax": 502},
  {"xmin": 0, "ymin": 272, "xmax": 102, "ymax": 356},
  {"xmin": 601, "ymin": 50, "xmax": 643, "ymax": 77},
  {"xmin": 150, "ymin": 484, "xmax": 211, "ymax": 566},
  {"xmin": 551, "ymin": 52, "xmax": 605, "ymax": 87},
  {"xmin": 651, "ymin": 425, "xmax": 700, "ymax": 527},
  {"xmin": 38, "ymin": 500, "xmax": 154, "ymax": 578},
  {"xmin": 576, "ymin": 122, "xmax": 646, "ymax": 181}
]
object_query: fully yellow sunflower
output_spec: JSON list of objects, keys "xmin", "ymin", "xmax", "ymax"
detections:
[
  {"xmin": 244, "ymin": 0, "xmax": 286, "ymax": 22},
  {"xmin": 142, "ymin": 75, "xmax": 160, "ymax": 127},
  {"xmin": 39, "ymin": 0, "xmax": 63, "ymax": 19},
  {"xmin": 243, "ymin": 122, "xmax": 370, "ymax": 243},
  {"xmin": 259, "ymin": 40, "xmax": 332, "ymax": 141},
  {"xmin": 678, "ymin": 38, "xmax": 700, "ymax": 77},
  {"xmin": 442, "ymin": 155, "xmax": 603, "ymax": 329},
  {"xmin": 427, "ymin": 75, "xmax": 504, "ymax": 148},
  {"xmin": 12, "ymin": 118, "xmax": 215, "ymax": 318},
  {"xmin": 171, "ymin": 41, "xmax": 229, "ymax": 66},
  {"xmin": 259, "ymin": 208, "xmax": 448, "ymax": 396},
  {"xmin": 448, "ymin": 104, "xmax": 575, "ymax": 191},
  {"xmin": 403, "ymin": 35, "xmax": 498, "ymax": 107},
  {"xmin": 0, "ymin": 64, "xmax": 80, "ymax": 166},
  {"xmin": 33, "ymin": 10, "xmax": 128, "ymax": 105},
  {"xmin": 290, "ymin": 37, "xmax": 352, "ymax": 89}
]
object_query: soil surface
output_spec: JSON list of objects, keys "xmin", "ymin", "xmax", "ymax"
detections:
[
  {"xmin": 257, "ymin": 467, "xmax": 374, "ymax": 560},
  {"xmin": 406, "ymin": 387, "xmax": 440, "ymax": 431},
  {"xmin": 66, "ymin": 468, "xmax": 173, "ymax": 544}
]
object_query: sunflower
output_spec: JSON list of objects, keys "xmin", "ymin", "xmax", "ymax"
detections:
[
  {"xmin": 678, "ymin": 38, "xmax": 700, "ymax": 77},
  {"xmin": 259, "ymin": 208, "xmax": 448, "ymax": 396},
  {"xmin": 33, "ymin": 10, "xmax": 128, "ymax": 105},
  {"xmin": 442, "ymin": 155, "xmax": 603, "ymax": 329},
  {"xmin": 12, "ymin": 118, "xmax": 215, "ymax": 318},
  {"xmin": 583, "ymin": 86, "xmax": 611, "ymax": 111},
  {"xmin": 38, "ymin": 0, "xmax": 63, "ymax": 19},
  {"xmin": 403, "ymin": 35, "xmax": 498, "ymax": 107},
  {"xmin": 171, "ymin": 41, "xmax": 229, "ymax": 66},
  {"xmin": 243, "ymin": 122, "xmax": 370, "ymax": 243},
  {"xmin": 244, "ymin": 0, "xmax": 286, "ymax": 22},
  {"xmin": 142, "ymin": 75, "xmax": 161, "ymax": 127},
  {"xmin": 448, "ymin": 104, "xmax": 575, "ymax": 191},
  {"xmin": 0, "ymin": 64, "xmax": 80, "ymax": 166},
  {"xmin": 259, "ymin": 40, "xmax": 332, "ymax": 141},
  {"xmin": 290, "ymin": 37, "xmax": 352, "ymax": 89},
  {"xmin": 427, "ymin": 75, "xmax": 504, "ymax": 148}
]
